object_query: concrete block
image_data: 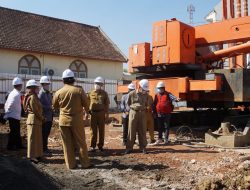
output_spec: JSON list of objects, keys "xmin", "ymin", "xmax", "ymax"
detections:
[{"xmin": 205, "ymin": 127, "xmax": 250, "ymax": 148}]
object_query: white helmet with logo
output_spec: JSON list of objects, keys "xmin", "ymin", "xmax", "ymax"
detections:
[
  {"xmin": 62, "ymin": 69, "xmax": 75, "ymax": 79},
  {"xmin": 12, "ymin": 77, "xmax": 23, "ymax": 86},
  {"xmin": 128, "ymin": 83, "xmax": 135, "ymax": 90},
  {"xmin": 139, "ymin": 79, "xmax": 149, "ymax": 91},
  {"xmin": 40, "ymin": 76, "xmax": 51, "ymax": 84},
  {"xmin": 26, "ymin": 79, "xmax": 39, "ymax": 88},
  {"xmin": 156, "ymin": 81, "xmax": 165, "ymax": 88},
  {"xmin": 94, "ymin": 76, "xmax": 104, "ymax": 84}
]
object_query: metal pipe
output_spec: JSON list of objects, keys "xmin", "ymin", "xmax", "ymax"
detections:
[
  {"xmin": 229, "ymin": 0, "xmax": 235, "ymax": 69},
  {"xmin": 237, "ymin": 0, "xmax": 242, "ymax": 17},
  {"xmin": 244, "ymin": 0, "xmax": 248, "ymax": 16},
  {"xmin": 202, "ymin": 43, "xmax": 250, "ymax": 61},
  {"xmin": 223, "ymin": 0, "xmax": 228, "ymax": 20},
  {"xmin": 230, "ymin": 0, "xmax": 235, "ymax": 18}
]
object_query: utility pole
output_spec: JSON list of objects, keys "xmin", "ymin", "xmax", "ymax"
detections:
[{"xmin": 187, "ymin": 4, "xmax": 195, "ymax": 24}]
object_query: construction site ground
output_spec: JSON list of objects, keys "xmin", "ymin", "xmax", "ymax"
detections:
[{"xmin": 0, "ymin": 113, "xmax": 250, "ymax": 190}]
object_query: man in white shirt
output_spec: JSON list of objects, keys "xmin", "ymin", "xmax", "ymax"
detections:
[{"xmin": 4, "ymin": 77, "xmax": 23, "ymax": 150}]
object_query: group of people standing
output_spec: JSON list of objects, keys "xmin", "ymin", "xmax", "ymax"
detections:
[
  {"xmin": 4, "ymin": 69, "xmax": 109, "ymax": 169},
  {"xmin": 120, "ymin": 80, "xmax": 180, "ymax": 154},
  {"xmin": 5, "ymin": 76, "xmax": 53, "ymax": 164},
  {"xmin": 4, "ymin": 68, "xmax": 179, "ymax": 169}
]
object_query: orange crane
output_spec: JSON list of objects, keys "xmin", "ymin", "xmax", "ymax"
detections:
[{"xmin": 119, "ymin": 0, "xmax": 250, "ymax": 109}]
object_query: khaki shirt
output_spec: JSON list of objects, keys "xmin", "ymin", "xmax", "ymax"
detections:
[
  {"xmin": 53, "ymin": 84, "xmax": 89, "ymax": 126},
  {"xmin": 24, "ymin": 94, "xmax": 44, "ymax": 125},
  {"xmin": 128, "ymin": 90, "xmax": 148, "ymax": 111},
  {"xmin": 146, "ymin": 94, "xmax": 154, "ymax": 112},
  {"xmin": 88, "ymin": 89, "xmax": 110, "ymax": 113}
]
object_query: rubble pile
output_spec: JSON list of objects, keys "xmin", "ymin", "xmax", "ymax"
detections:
[{"xmin": 196, "ymin": 155, "xmax": 250, "ymax": 190}]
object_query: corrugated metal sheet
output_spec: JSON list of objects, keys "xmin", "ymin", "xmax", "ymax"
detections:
[{"xmin": 0, "ymin": 73, "xmax": 118, "ymax": 108}]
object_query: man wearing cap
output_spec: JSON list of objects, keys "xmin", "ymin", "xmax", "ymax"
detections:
[
  {"xmin": 120, "ymin": 83, "xmax": 135, "ymax": 146},
  {"xmin": 153, "ymin": 81, "xmax": 180, "ymax": 145},
  {"xmin": 125, "ymin": 79, "xmax": 149, "ymax": 154},
  {"xmin": 4, "ymin": 77, "xmax": 23, "ymax": 150},
  {"xmin": 38, "ymin": 76, "xmax": 53, "ymax": 153},
  {"xmin": 53, "ymin": 69, "xmax": 92, "ymax": 169},
  {"xmin": 23, "ymin": 79, "xmax": 44, "ymax": 163},
  {"xmin": 88, "ymin": 76, "xmax": 110, "ymax": 152}
]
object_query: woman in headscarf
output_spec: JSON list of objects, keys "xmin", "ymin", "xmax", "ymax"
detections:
[{"xmin": 23, "ymin": 79, "xmax": 44, "ymax": 163}]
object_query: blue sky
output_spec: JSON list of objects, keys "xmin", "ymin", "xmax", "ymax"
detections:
[{"xmin": 0, "ymin": 0, "xmax": 220, "ymax": 62}]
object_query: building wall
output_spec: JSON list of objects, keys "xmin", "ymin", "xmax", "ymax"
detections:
[{"xmin": 0, "ymin": 49, "xmax": 123, "ymax": 80}]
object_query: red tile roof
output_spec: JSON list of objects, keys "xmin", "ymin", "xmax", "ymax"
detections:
[{"xmin": 0, "ymin": 7, "xmax": 127, "ymax": 62}]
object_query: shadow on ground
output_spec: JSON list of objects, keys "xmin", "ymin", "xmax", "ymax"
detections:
[
  {"xmin": 91, "ymin": 158, "xmax": 168, "ymax": 171},
  {"xmin": 0, "ymin": 155, "xmax": 60, "ymax": 190}
]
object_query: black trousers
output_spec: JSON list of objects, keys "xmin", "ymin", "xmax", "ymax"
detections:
[
  {"xmin": 122, "ymin": 117, "xmax": 129, "ymax": 143},
  {"xmin": 42, "ymin": 121, "xmax": 52, "ymax": 151},
  {"xmin": 7, "ymin": 118, "xmax": 22, "ymax": 149},
  {"xmin": 157, "ymin": 114, "xmax": 171, "ymax": 142}
]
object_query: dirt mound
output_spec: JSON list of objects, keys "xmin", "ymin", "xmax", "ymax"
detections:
[
  {"xmin": 196, "ymin": 161, "xmax": 250, "ymax": 190},
  {"xmin": 0, "ymin": 155, "xmax": 60, "ymax": 190}
]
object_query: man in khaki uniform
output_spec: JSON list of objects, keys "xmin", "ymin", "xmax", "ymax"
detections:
[
  {"xmin": 23, "ymin": 79, "xmax": 44, "ymax": 164},
  {"xmin": 125, "ymin": 79, "xmax": 149, "ymax": 154},
  {"xmin": 146, "ymin": 93, "xmax": 156, "ymax": 144},
  {"xmin": 53, "ymin": 69, "xmax": 92, "ymax": 169},
  {"xmin": 88, "ymin": 76, "xmax": 110, "ymax": 152}
]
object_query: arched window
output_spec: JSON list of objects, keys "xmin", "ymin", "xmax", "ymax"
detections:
[
  {"xmin": 69, "ymin": 60, "xmax": 87, "ymax": 78},
  {"xmin": 18, "ymin": 55, "xmax": 41, "ymax": 75}
]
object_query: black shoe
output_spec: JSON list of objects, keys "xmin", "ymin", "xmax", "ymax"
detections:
[
  {"xmin": 89, "ymin": 147, "xmax": 96, "ymax": 152},
  {"xmin": 44, "ymin": 150, "xmax": 52, "ymax": 156},
  {"xmin": 98, "ymin": 147, "xmax": 104, "ymax": 152},
  {"xmin": 125, "ymin": 150, "xmax": 131, "ymax": 154},
  {"xmin": 82, "ymin": 163, "xmax": 95, "ymax": 169},
  {"xmin": 142, "ymin": 149, "xmax": 148, "ymax": 154},
  {"xmin": 29, "ymin": 158, "xmax": 39, "ymax": 164},
  {"xmin": 36, "ymin": 157, "xmax": 43, "ymax": 161}
]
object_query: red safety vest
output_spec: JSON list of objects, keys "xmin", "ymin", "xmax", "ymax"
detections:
[{"xmin": 156, "ymin": 92, "xmax": 173, "ymax": 114}]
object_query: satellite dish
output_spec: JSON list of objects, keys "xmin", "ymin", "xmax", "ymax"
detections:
[{"xmin": 48, "ymin": 69, "xmax": 54, "ymax": 76}]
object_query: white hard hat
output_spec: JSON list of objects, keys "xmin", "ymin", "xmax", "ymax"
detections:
[
  {"xmin": 12, "ymin": 77, "xmax": 23, "ymax": 86},
  {"xmin": 128, "ymin": 83, "xmax": 135, "ymax": 90},
  {"xmin": 40, "ymin": 76, "xmax": 51, "ymax": 84},
  {"xmin": 94, "ymin": 76, "xmax": 104, "ymax": 84},
  {"xmin": 156, "ymin": 81, "xmax": 165, "ymax": 88},
  {"xmin": 139, "ymin": 79, "xmax": 149, "ymax": 91},
  {"xmin": 62, "ymin": 69, "xmax": 75, "ymax": 79},
  {"xmin": 26, "ymin": 79, "xmax": 39, "ymax": 88}
]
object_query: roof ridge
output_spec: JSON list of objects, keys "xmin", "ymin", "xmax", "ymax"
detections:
[
  {"xmin": 0, "ymin": 6, "xmax": 127, "ymax": 62},
  {"xmin": 0, "ymin": 6, "xmax": 98, "ymax": 29}
]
